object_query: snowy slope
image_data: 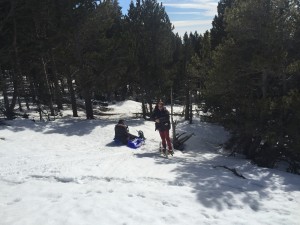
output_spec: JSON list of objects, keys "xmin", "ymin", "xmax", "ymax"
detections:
[{"xmin": 0, "ymin": 101, "xmax": 299, "ymax": 225}]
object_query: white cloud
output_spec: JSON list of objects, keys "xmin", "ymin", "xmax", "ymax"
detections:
[
  {"xmin": 163, "ymin": 2, "xmax": 217, "ymax": 17},
  {"xmin": 164, "ymin": 3, "xmax": 216, "ymax": 9},
  {"xmin": 161, "ymin": 0, "xmax": 217, "ymax": 36},
  {"xmin": 172, "ymin": 19, "xmax": 212, "ymax": 27},
  {"xmin": 172, "ymin": 20, "xmax": 212, "ymax": 37},
  {"xmin": 168, "ymin": 11, "xmax": 205, "ymax": 15},
  {"xmin": 120, "ymin": 0, "xmax": 218, "ymax": 37},
  {"xmin": 162, "ymin": 0, "xmax": 216, "ymax": 4}
]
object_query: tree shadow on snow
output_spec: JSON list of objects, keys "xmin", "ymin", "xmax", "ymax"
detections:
[
  {"xmin": 134, "ymin": 152, "xmax": 172, "ymax": 160},
  {"xmin": 135, "ymin": 152, "xmax": 158, "ymax": 158},
  {"xmin": 0, "ymin": 118, "xmax": 147, "ymax": 137},
  {"xmin": 0, "ymin": 118, "xmax": 112, "ymax": 136},
  {"xmin": 146, "ymin": 120, "xmax": 300, "ymax": 211},
  {"xmin": 171, "ymin": 153, "xmax": 300, "ymax": 211}
]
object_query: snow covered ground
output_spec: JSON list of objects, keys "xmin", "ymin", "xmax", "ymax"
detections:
[{"xmin": 0, "ymin": 100, "xmax": 299, "ymax": 225}]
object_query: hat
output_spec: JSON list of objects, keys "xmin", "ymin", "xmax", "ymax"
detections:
[{"xmin": 118, "ymin": 119, "xmax": 125, "ymax": 124}]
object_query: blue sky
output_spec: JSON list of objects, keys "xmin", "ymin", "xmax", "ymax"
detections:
[{"xmin": 118, "ymin": 0, "xmax": 219, "ymax": 37}]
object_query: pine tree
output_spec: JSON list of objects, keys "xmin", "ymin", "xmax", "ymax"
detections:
[
  {"xmin": 210, "ymin": 0, "xmax": 234, "ymax": 50},
  {"xmin": 125, "ymin": 0, "xmax": 175, "ymax": 116},
  {"xmin": 205, "ymin": 0, "xmax": 300, "ymax": 170}
]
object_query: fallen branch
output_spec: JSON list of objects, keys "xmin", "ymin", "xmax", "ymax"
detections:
[
  {"xmin": 178, "ymin": 133, "xmax": 194, "ymax": 143},
  {"xmin": 213, "ymin": 165, "xmax": 246, "ymax": 179},
  {"xmin": 173, "ymin": 132, "xmax": 194, "ymax": 150},
  {"xmin": 175, "ymin": 132, "xmax": 187, "ymax": 139}
]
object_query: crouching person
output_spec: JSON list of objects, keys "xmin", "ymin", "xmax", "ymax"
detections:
[{"xmin": 114, "ymin": 119, "xmax": 137, "ymax": 145}]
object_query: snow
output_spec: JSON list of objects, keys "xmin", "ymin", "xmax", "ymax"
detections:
[{"xmin": 0, "ymin": 100, "xmax": 299, "ymax": 225}]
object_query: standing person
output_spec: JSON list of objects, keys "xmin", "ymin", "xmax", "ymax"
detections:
[{"xmin": 151, "ymin": 101, "xmax": 173, "ymax": 155}]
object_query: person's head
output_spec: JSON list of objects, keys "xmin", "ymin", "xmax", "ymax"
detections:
[
  {"xmin": 118, "ymin": 119, "xmax": 125, "ymax": 125},
  {"xmin": 157, "ymin": 101, "xmax": 164, "ymax": 110}
]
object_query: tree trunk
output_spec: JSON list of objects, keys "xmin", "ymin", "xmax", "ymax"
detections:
[
  {"xmin": 185, "ymin": 85, "xmax": 190, "ymax": 120},
  {"xmin": 17, "ymin": 96, "xmax": 22, "ymax": 112},
  {"xmin": 149, "ymin": 101, "xmax": 153, "ymax": 114},
  {"xmin": 1, "ymin": 5, "xmax": 21, "ymax": 119},
  {"xmin": 50, "ymin": 50, "xmax": 63, "ymax": 110},
  {"xmin": 2, "ymin": 71, "xmax": 18, "ymax": 119},
  {"xmin": 171, "ymin": 87, "xmax": 176, "ymax": 143},
  {"xmin": 282, "ymin": 72, "xmax": 287, "ymax": 94},
  {"xmin": 189, "ymin": 90, "xmax": 193, "ymax": 124},
  {"xmin": 142, "ymin": 97, "xmax": 147, "ymax": 119},
  {"xmin": 19, "ymin": 75, "xmax": 30, "ymax": 110},
  {"xmin": 74, "ymin": 31, "xmax": 93, "ymax": 119},
  {"xmin": 83, "ymin": 89, "xmax": 93, "ymax": 119},
  {"xmin": 67, "ymin": 72, "xmax": 78, "ymax": 117},
  {"xmin": 260, "ymin": 70, "xmax": 268, "ymax": 125},
  {"xmin": 60, "ymin": 78, "xmax": 66, "ymax": 95},
  {"xmin": 262, "ymin": 70, "xmax": 267, "ymax": 99},
  {"xmin": 29, "ymin": 80, "xmax": 37, "ymax": 103},
  {"xmin": 41, "ymin": 56, "xmax": 55, "ymax": 116},
  {"xmin": 11, "ymin": 4, "xmax": 20, "ymax": 117}
]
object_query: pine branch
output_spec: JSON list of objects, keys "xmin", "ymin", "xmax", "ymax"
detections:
[{"xmin": 213, "ymin": 165, "xmax": 246, "ymax": 179}]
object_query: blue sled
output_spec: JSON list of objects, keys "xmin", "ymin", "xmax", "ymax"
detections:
[
  {"xmin": 114, "ymin": 138, "xmax": 145, "ymax": 149},
  {"xmin": 127, "ymin": 138, "xmax": 145, "ymax": 149}
]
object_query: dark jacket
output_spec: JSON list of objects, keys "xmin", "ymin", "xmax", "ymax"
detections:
[
  {"xmin": 115, "ymin": 124, "xmax": 129, "ymax": 144},
  {"xmin": 151, "ymin": 106, "xmax": 171, "ymax": 131},
  {"xmin": 115, "ymin": 123, "xmax": 137, "ymax": 144}
]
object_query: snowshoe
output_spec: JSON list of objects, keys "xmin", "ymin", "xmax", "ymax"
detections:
[
  {"xmin": 168, "ymin": 150, "xmax": 174, "ymax": 156},
  {"xmin": 162, "ymin": 148, "xmax": 168, "ymax": 158}
]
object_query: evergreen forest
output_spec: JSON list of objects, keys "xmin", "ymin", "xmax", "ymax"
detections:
[{"xmin": 0, "ymin": 0, "xmax": 299, "ymax": 173}]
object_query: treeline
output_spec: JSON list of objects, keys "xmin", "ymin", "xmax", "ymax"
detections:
[
  {"xmin": 0, "ymin": 0, "xmax": 205, "ymax": 120},
  {"xmin": 0, "ymin": 0, "xmax": 299, "ymax": 172}
]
